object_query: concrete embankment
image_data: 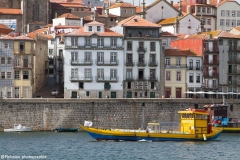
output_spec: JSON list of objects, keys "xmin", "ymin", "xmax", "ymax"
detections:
[{"xmin": 0, "ymin": 98, "xmax": 239, "ymax": 131}]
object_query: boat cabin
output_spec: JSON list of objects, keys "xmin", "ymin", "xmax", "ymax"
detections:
[{"xmin": 178, "ymin": 109, "xmax": 211, "ymax": 134}]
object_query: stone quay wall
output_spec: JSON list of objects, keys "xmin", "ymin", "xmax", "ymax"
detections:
[{"xmin": 0, "ymin": 98, "xmax": 240, "ymax": 131}]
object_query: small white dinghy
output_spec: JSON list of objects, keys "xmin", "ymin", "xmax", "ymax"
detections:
[{"xmin": 4, "ymin": 124, "xmax": 32, "ymax": 132}]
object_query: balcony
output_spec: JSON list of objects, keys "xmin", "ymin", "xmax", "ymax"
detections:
[
  {"xmin": 125, "ymin": 76, "xmax": 136, "ymax": 81},
  {"xmin": 65, "ymin": 45, "xmax": 123, "ymax": 50},
  {"xmin": 57, "ymin": 68, "xmax": 63, "ymax": 72},
  {"xmin": 70, "ymin": 59, "xmax": 93, "ymax": 66},
  {"xmin": 95, "ymin": 60, "xmax": 119, "ymax": 66},
  {"xmin": 125, "ymin": 61, "xmax": 135, "ymax": 66},
  {"xmin": 70, "ymin": 76, "xmax": 93, "ymax": 82},
  {"xmin": 203, "ymin": 73, "xmax": 219, "ymax": 78},
  {"xmin": 165, "ymin": 64, "xmax": 187, "ymax": 68},
  {"xmin": 13, "ymin": 63, "xmax": 32, "ymax": 69},
  {"xmin": 228, "ymin": 58, "xmax": 240, "ymax": 64},
  {"xmin": 228, "ymin": 81, "xmax": 240, "ymax": 86},
  {"xmin": 137, "ymin": 61, "xmax": 147, "ymax": 67},
  {"xmin": 187, "ymin": 66, "xmax": 202, "ymax": 70},
  {"xmin": 148, "ymin": 76, "xmax": 158, "ymax": 81},
  {"xmin": 148, "ymin": 61, "xmax": 158, "ymax": 67},
  {"xmin": 203, "ymin": 60, "xmax": 219, "ymax": 65},
  {"xmin": 57, "ymin": 56, "xmax": 63, "ymax": 61},
  {"xmin": 95, "ymin": 76, "xmax": 119, "ymax": 82},
  {"xmin": 136, "ymin": 76, "xmax": 147, "ymax": 81},
  {"xmin": 137, "ymin": 46, "xmax": 147, "ymax": 53}
]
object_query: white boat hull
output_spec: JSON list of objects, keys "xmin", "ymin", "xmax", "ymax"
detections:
[{"xmin": 4, "ymin": 127, "xmax": 32, "ymax": 132}]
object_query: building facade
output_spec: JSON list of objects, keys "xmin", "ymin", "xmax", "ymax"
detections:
[{"xmin": 64, "ymin": 21, "xmax": 123, "ymax": 98}]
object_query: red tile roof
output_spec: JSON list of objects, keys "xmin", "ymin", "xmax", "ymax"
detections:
[
  {"xmin": 118, "ymin": 15, "xmax": 160, "ymax": 27},
  {"xmin": 58, "ymin": 13, "xmax": 80, "ymax": 19},
  {"xmin": 50, "ymin": 0, "xmax": 83, "ymax": 4},
  {"xmin": 54, "ymin": 25, "xmax": 81, "ymax": 29},
  {"xmin": 0, "ymin": 8, "xmax": 22, "ymax": 14},
  {"xmin": 65, "ymin": 26, "xmax": 122, "ymax": 37},
  {"xmin": 44, "ymin": 24, "xmax": 53, "ymax": 28},
  {"xmin": 218, "ymin": 31, "xmax": 240, "ymax": 39},
  {"xmin": 108, "ymin": 2, "xmax": 135, "ymax": 9},
  {"xmin": 162, "ymin": 31, "xmax": 177, "ymax": 37},
  {"xmin": 0, "ymin": 23, "xmax": 13, "ymax": 34},
  {"xmin": 0, "ymin": 35, "xmax": 14, "ymax": 40},
  {"xmin": 165, "ymin": 49, "xmax": 198, "ymax": 56},
  {"xmin": 14, "ymin": 35, "xmax": 33, "ymax": 40},
  {"xmin": 28, "ymin": 28, "xmax": 49, "ymax": 38},
  {"xmin": 87, "ymin": 21, "xmax": 104, "ymax": 26},
  {"xmin": 218, "ymin": 0, "xmax": 239, "ymax": 7}
]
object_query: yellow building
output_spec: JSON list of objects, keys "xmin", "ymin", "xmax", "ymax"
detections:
[
  {"xmin": 165, "ymin": 49, "xmax": 196, "ymax": 98},
  {"xmin": 13, "ymin": 35, "xmax": 34, "ymax": 98}
]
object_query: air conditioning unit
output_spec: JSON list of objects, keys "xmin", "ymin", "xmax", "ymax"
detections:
[
  {"xmin": 135, "ymin": 86, "xmax": 138, "ymax": 89},
  {"xmin": 139, "ymin": 86, "xmax": 143, "ymax": 89},
  {"xmin": 144, "ymin": 82, "xmax": 148, "ymax": 85},
  {"xmin": 139, "ymin": 82, "xmax": 143, "ymax": 85},
  {"xmin": 144, "ymin": 86, "xmax": 148, "ymax": 89},
  {"xmin": 135, "ymin": 81, "xmax": 138, "ymax": 85}
]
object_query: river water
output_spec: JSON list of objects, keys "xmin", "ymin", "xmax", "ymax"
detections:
[{"xmin": 0, "ymin": 132, "xmax": 239, "ymax": 160}]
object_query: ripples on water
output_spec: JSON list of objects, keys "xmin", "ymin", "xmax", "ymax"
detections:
[{"xmin": 0, "ymin": 132, "xmax": 239, "ymax": 160}]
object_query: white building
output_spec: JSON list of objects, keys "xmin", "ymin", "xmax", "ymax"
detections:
[
  {"xmin": 157, "ymin": 14, "xmax": 202, "ymax": 35},
  {"xmin": 64, "ymin": 21, "xmax": 123, "ymax": 98},
  {"xmin": 186, "ymin": 53, "xmax": 203, "ymax": 98},
  {"xmin": 111, "ymin": 15, "xmax": 163, "ymax": 98},
  {"xmin": 216, "ymin": 0, "xmax": 240, "ymax": 31}
]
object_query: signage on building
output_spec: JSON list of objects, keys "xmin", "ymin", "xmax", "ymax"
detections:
[{"xmin": 0, "ymin": 19, "xmax": 17, "ymax": 31}]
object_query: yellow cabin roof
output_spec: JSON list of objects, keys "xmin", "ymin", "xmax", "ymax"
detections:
[
  {"xmin": 178, "ymin": 110, "xmax": 209, "ymax": 115},
  {"xmin": 147, "ymin": 122, "xmax": 160, "ymax": 126}
]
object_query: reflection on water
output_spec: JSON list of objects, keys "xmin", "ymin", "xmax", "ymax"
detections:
[{"xmin": 0, "ymin": 132, "xmax": 240, "ymax": 160}]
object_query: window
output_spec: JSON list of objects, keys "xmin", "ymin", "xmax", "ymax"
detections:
[
  {"xmin": 71, "ymin": 68, "xmax": 78, "ymax": 78},
  {"xmin": 85, "ymin": 38, "xmax": 91, "ymax": 46},
  {"xmin": 150, "ymin": 69, "xmax": 155, "ymax": 79},
  {"xmin": 237, "ymin": 20, "xmax": 240, "ymax": 26},
  {"xmin": 202, "ymin": 7, "xmax": 206, "ymax": 13},
  {"xmin": 129, "ymin": 9, "xmax": 133, "ymax": 14},
  {"xmin": 15, "ymin": 71, "xmax": 20, "ymax": 79},
  {"xmin": 7, "ymin": 72, "xmax": 11, "ymax": 79},
  {"xmin": 33, "ymin": 2, "xmax": 39, "ymax": 21},
  {"xmin": 1, "ymin": 57, "xmax": 5, "ymax": 64},
  {"xmin": 207, "ymin": 7, "xmax": 211, "ymax": 14},
  {"xmin": 23, "ymin": 71, "xmax": 28, "ymax": 79},
  {"xmin": 111, "ymin": 38, "xmax": 116, "ymax": 47},
  {"xmin": 110, "ymin": 69, "xmax": 117, "ymax": 79},
  {"xmin": 226, "ymin": 19, "xmax": 230, "ymax": 26},
  {"xmin": 176, "ymin": 58, "xmax": 181, "ymax": 67},
  {"xmin": 19, "ymin": 42, "xmax": 24, "ymax": 52},
  {"xmin": 23, "ymin": 56, "xmax": 28, "ymax": 67},
  {"xmin": 226, "ymin": 10, "xmax": 230, "ymax": 17},
  {"xmin": 123, "ymin": 9, "xmax": 127, "ymax": 13},
  {"xmin": 1, "ymin": 72, "xmax": 5, "ymax": 79},
  {"xmin": 126, "ymin": 69, "xmax": 132, "ymax": 79},
  {"xmin": 86, "ymin": 91, "xmax": 90, "ymax": 96},
  {"xmin": 232, "ymin": 11, "xmax": 236, "ymax": 17},
  {"xmin": 127, "ymin": 41, "xmax": 132, "ymax": 50},
  {"xmin": 127, "ymin": 54, "xmax": 132, "ymax": 63},
  {"xmin": 79, "ymin": 82, "xmax": 84, "ymax": 89},
  {"xmin": 85, "ymin": 69, "xmax": 92, "ymax": 79},
  {"xmin": 220, "ymin": 19, "xmax": 224, "ymax": 26},
  {"xmin": 15, "ymin": 87, "xmax": 19, "ymax": 98},
  {"xmin": 97, "ymin": 69, "xmax": 104, "ymax": 79},
  {"xmin": 88, "ymin": 26, "xmax": 92, "ymax": 31},
  {"xmin": 166, "ymin": 58, "xmax": 170, "ymax": 66},
  {"xmin": 207, "ymin": 18, "xmax": 211, "ymax": 25},
  {"xmin": 110, "ymin": 52, "xmax": 117, "ymax": 63},
  {"xmin": 189, "ymin": 73, "xmax": 193, "ymax": 83},
  {"xmin": 49, "ymin": 49, "xmax": 53, "ymax": 55},
  {"xmin": 59, "ymin": 49, "xmax": 63, "ymax": 57},
  {"xmin": 202, "ymin": 18, "xmax": 205, "ymax": 25},
  {"xmin": 4, "ymin": 43, "xmax": 9, "ymax": 49},
  {"xmin": 97, "ymin": 26, "xmax": 100, "ymax": 31},
  {"xmin": 176, "ymin": 71, "xmax": 181, "ymax": 81},
  {"xmin": 51, "ymin": 40, "xmax": 54, "ymax": 44},
  {"xmin": 71, "ymin": 52, "xmax": 78, "ymax": 62},
  {"xmin": 97, "ymin": 52, "xmax": 104, "ymax": 63},
  {"xmin": 196, "ymin": 73, "xmax": 200, "ymax": 83},
  {"xmin": 150, "ymin": 42, "xmax": 155, "ymax": 51},
  {"xmin": 197, "ymin": 7, "xmax": 201, "ymax": 13},
  {"xmin": 150, "ymin": 54, "xmax": 156, "ymax": 63},
  {"xmin": 166, "ymin": 71, "xmax": 171, "ymax": 81},
  {"xmin": 7, "ymin": 57, "xmax": 11, "ymax": 65},
  {"xmin": 189, "ymin": 59, "xmax": 193, "ymax": 69},
  {"xmin": 71, "ymin": 37, "xmax": 78, "ymax": 47},
  {"xmin": 238, "ymin": 11, "xmax": 240, "ymax": 17},
  {"xmin": 162, "ymin": 40, "xmax": 167, "ymax": 46},
  {"xmin": 196, "ymin": 60, "xmax": 200, "ymax": 69},
  {"xmin": 97, "ymin": 38, "xmax": 104, "ymax": 46},
  {"xmin": 232, "ymin": 20, "xmax": 236, "ymax": 27},
  {"xmin": 85, "ymin": 52, "xmax": 91, "ymax": 63},
  {"xmin": 221, "ymin": 10, "xmax": 225, "ymax": 16}
]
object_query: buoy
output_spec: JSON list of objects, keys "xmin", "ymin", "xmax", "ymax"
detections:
[{"xmin": 203, "ymin": 134, "xmax": 207, "ymax": 141}]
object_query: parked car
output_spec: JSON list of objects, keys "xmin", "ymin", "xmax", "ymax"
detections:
[{"xmin": 51, "ymin": 89, "xmax": 58, "ymax": 96}]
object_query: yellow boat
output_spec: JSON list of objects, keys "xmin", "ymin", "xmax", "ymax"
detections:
[{"xmin": 81, "ymin": 109, "xmax": 222, "ymax": 141}]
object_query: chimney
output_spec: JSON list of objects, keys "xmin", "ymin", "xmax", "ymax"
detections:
[{"xmin": 171, "ymin": 1, "xmax": 173, "ymax": 5}]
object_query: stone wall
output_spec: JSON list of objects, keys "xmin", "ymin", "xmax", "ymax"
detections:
[{"xmin": 0, "ymin": 98, "xmax": 240, "ymax": 131}]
